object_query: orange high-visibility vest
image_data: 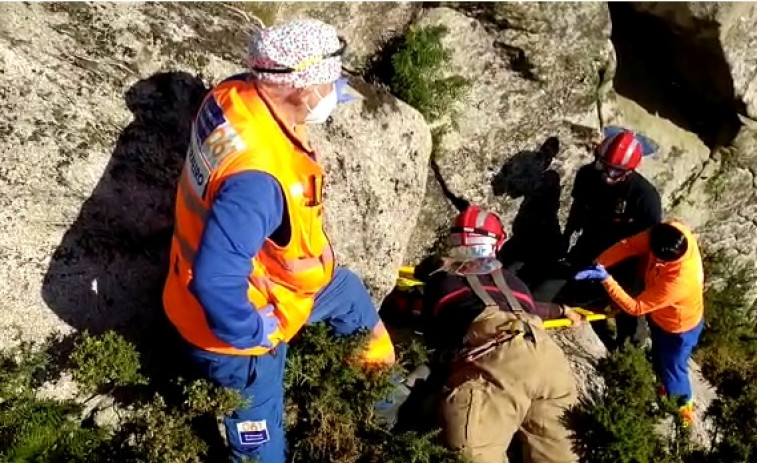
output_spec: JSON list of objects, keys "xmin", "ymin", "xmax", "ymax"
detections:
[{"xmin": 163, "ymin": 77, "xmax": 335, "ymax": 356}]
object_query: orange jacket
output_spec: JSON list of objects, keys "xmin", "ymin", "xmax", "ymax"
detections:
[
  {"xmin": 597, "ymin": 220, "xmax": 704, "ymax": 333},
  {"xmin": 163, "ymin": 77, "xmax": 334, "ymax": 356}
]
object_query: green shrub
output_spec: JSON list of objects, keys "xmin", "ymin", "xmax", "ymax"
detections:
[
  {"xmin": 71, "ymin": 331, "xmax": 147, "ymax": 393},
  {"xmin": 703, "ymin": 377, "xmax": 757, "ymax": 462},
  {"xmin": 284, "ymin": 322, "xmax": 464, "ymax": 463},
  {"xmin": 0, "ymin": 337, "xmax": 52, "ymax": 399},
  {"xmin": 699, "ymin": 253, "xmax": 757, "ymax": 359},
  {"xmin": 567, "ymin": 345, "xmax": 676, "ymax": 463},
  {"xmin": 0, "ymin": 338, "xmax": 111, "ymax": 462},
  {"xmin": 124, "ymin": 394, "xmax": 209, "ymax": 463},
  {"xmin": 693, "ymin": 250, "xmax": 757, "ymax": 461},
  {"xmin": 0, "ymin": 325, "xmax": 461, "ymax": 462},
  {"xmin": 113, "ymin": 377, "xmax": 246, "ymax": 463},
  {"xmin": 0, "ymin": 332, "xmax": 252, "ymax": 462},
  {"xmin": 699, "ymin": 366, "xmax": 757, "ymax": 461},
  {"xmin": 389, "ymin": 25, "xmax": 469, "ymax": 121},
  {"xmin": 0, "ymin": 396, "xmax": 110, "ymax": 463},
  {"xmin": 183, "ymin": 377, "xmax": 247, "ymax": 416},
  {"xmin": 396, "ymin": 337, "xmax": 430, "ymax": 372}
]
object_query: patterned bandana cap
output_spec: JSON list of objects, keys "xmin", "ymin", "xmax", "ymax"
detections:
[{"xmin": 248, "ymin": 19, "xmax": 343, "ymax": 88}]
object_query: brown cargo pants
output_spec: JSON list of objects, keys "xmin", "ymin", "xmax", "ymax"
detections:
[{"xmin": 439, "ymin": 308, "xmax": 578, "ymax": 463}]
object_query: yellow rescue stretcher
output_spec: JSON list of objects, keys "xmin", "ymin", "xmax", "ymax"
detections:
[{"xmin": 395, "ymin": 266, "xmax": 610, "ymax": 329}]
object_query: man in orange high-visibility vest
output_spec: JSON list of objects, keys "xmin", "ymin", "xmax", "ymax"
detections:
[{"xmin": 162, "ymin": 19, "xmax": 395, "ymax": 462}]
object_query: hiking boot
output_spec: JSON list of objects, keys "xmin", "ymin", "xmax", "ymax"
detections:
[
  {"xmin": 679, "ymin": 401, "xmax": 695, "ymax": 428},
  {"xmin": 374, "ymin": 373, "xmax": 412, "ymax": 429}
]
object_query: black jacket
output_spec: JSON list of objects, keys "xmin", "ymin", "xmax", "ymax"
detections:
[
  {"xmin": 565, "ymin": 164, "xmax": 662, "ymax": 266},
  {"xmin": 414, "ymin": 257, "xmax": 563, "ymax": 350}
]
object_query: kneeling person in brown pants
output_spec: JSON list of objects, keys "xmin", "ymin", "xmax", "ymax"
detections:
[{"xmin": 414, "ymin": 206, "xmax": 582, "ymax": 463}]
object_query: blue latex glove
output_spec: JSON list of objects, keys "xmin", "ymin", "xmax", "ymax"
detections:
[
  {"xmin": 336, "ymin": 76, "xmax": 359, "ymax": 104},
  {"xmin": 257, "ymin": 304, "xmax": 279, "ymax": 349},
  {"xmin": 574, "ymin": 264, "xmax": 609, "ymax": 281}
]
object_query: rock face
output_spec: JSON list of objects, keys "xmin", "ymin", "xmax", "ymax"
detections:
[
  {"xmin": 405, "ymin": 4, "xmax": 614, "ymax": 263},
  {"xmin": 0, "ymin": 2, "xmax": 430, "ymax": 350},
  {"xmin": 627, "ymin": 2, "xmax": 757, "ymax": 120},
  {"xmin": 267, "ymin": 2, "xmax": 420, "ymax": 70},
  {"xmin": 314, "ymin": 81, "xmax": 432, "ymax": 301},
  {"xmin": 602, "ymin": 93, "xmax": 711, "ymax": 209},
  {"xmin": 672, "ymin": 126, "xmax": 757, "ymax": 308},
  {"xmin": 551, "ymin": 325, "xmax": 608, "ymax": 401}
]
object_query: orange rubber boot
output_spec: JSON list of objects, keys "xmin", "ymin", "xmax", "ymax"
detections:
[{"xmin": 679, "ymin": 401, "xmax": 695, "ymax": 428}]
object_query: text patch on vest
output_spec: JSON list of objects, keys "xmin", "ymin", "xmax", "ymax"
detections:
[{"xmin": 184, "ymin": 98, "xmax": 246, "ymax": 199}]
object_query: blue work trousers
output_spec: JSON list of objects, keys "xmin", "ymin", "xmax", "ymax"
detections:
[
  {"xmin": 187, "ymin": 267, "xmax": 380, "ymax": 462},
  {"xmin": 649, "ymin": 318, "xmax": 704, "ymax": 404}
]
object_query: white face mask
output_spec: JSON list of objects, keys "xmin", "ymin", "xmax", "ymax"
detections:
[{"xmin": 305, "ymin": 85, "xmax": 338, "ymax": 124}]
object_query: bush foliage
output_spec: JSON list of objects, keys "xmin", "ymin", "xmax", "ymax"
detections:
[
  {"xmin": 569, "ymin": 248, "xmax": 757, "ymax": 463},
  {"xmin": 566, "ymin": 345, "xmax": 680, "ymax": 463},
  {"xmin": 0, "ymin": 338, "xmax": 111, "ymax": 462},
  {"xmin": 696, "ymin": 251, "xmax": 757, "ymax": 381},
  {"xmin": 0, "ymin": 332, "xmax": 243, "ymax": 462},
  {"xmin": 0, "ymin": 325, "xmax": 461, "ymax": 463},
  {"xmin": 285, "ymin": 323, "xmax": 463, "ymax": 463},
  {"xmin": 389, "ymin": 25, "xmax": 469, "ymax": 121},
  {"xmin": 5, "ymin": 251, "xmax": 757, "ymax": 462},
  {"xmin": 694, "ymin": 251, "xmax": 757, "ymax": 462},
  {"xmin": 71, "ymin": 331, "xmax": 147, "ymax": 394}
]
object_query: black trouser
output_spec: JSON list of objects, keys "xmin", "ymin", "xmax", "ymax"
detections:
[
  {"xmin": 592, "ymin": 309, "xmax": 640, "ymax": 352},
  {"xmin": 530, "ymin": 257, "xmax": 645, "ymax": 352}
]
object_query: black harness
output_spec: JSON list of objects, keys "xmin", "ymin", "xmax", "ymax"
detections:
[{"xmin": 455, "ymin": 269, "xmax": 536, "ymax": 363}]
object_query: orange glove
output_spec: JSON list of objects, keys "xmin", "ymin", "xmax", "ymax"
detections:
[{"xmin": 360, "ymin": 322, "xmax": 396, "ymax": 366}]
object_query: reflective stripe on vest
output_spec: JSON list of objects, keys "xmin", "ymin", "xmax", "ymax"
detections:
[
  {"xmin": 179, "ymin": 173, "xmax": 208, "ymax": 222},
  {"xmin": 267, "ymin": 245, "xmax": 335, "ymax": 274},
  {"xmin": 173, "ymin": 226, "xmax": 196, "ymax": 264}
]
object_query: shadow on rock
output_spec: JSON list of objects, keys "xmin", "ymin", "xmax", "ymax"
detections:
[
  {"xmin": 492, "ymin": 136, "xmax": 563, "ymax": 287},
  {"xmin": 41, "ymin": 71, "xmax": 208, "ymax": 379},
  {"xmin": 609, "ymin": 2, "xmax": 742, "ymax": 148}
]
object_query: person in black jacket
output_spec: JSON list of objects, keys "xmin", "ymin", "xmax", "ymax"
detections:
[
  {"xmin": 546, "ymin": 127, "xmax": 662, "ymax": 351},
  {"xmin": 563, "ymin": 129, "xmax": 661, "ymax": 268}
]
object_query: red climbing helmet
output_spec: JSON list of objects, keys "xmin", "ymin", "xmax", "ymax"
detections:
[
  {"xmin": 449, "ymin": 206, "xmax": 507, "ymax": 259},
  {"xmin": 597, "ymin": 130, "xmax": 643, "ymax": 172}
]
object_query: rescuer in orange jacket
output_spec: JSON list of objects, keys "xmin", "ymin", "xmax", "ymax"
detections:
[
  {"xmin": 162, "ymin": 19, "xmax": 395, "ymax": 462},
  {"xmin": 575, "ymin": 220, "xmax": 704, "ymax": 426}
]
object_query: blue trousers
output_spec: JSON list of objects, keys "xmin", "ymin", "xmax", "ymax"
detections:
[
  {"xmin": 649, "ymin": 318, "xmax": 704, "ymax": 404},
  {"xmin": 187, "ymin": 267, "xmax": 380, "ymax": 462}
]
